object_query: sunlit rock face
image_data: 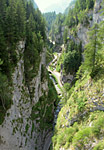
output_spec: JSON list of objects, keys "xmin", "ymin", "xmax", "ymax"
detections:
[
  {"xmin": 0, "ymin": 41, "xmax": 53, "ymax": 150},
  {"xmin": 93, "ymin": 0, "xmax": 103, "ymax": 23},
  {"xmin": 73, "ymin": 0, "xmax": 103, "ymax": 48}
]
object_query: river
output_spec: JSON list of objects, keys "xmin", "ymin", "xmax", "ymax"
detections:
[{"xmin": 43, "ymin": 54, "xmax": 63, "ymax": 150}]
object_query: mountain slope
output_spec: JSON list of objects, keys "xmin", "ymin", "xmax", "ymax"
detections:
[
  {"xmin": 64, "ymin": 0, "xmax": 77, "ymax": 14},
  {"xmin": 51, "ymin": 0, "xmax": 104, "ymax": 149},
  {"xmin": 27, "ymin": 0, "xmax": 38, "ymax": 8}
]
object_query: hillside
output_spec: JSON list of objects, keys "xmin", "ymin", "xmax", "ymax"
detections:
[
  {"xmin": 64, "ymin": 0, "xmax": 77, "ymax": 14},
  {"xmin": 43, "ymin": 12, "xmax": 56, "ymax": 32},
  {"xmin": 53, "ymin": 71, "xmax": 104, "ymax": 149},
  {"xmin": 49, "ymin": 0, "xmax": 104, "ymax": 149}
]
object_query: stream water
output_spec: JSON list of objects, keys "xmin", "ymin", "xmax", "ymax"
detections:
[
  {"xmin": 45, "ymin": 54, "xmax": 63, "ymax": 150},
  {"xmin": 48, "ymin": 54, "xmax": 63, "ymax": 126},
  {"xmin": 49, "ymin": 75, "xmax": 62, "ymax": 126},
  {"xmin": 43, "ymin": 75, "xmax": 62, "ymax": 150}
]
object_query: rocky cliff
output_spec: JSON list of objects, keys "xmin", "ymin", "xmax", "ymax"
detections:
[
  {"xmin": 51, "ymin": 0, "xmax": 103, "ymax": 47},
  {"xmin": 0, "ymin": 41, "xmax": 57, "ymax": 150},
  {"xmin": 54, "ymin": 0, "xmax": 103, "ymax": 84},
  {"xmin": 76, "ymin": 0, "xmax": 103, "ymax": 48}
]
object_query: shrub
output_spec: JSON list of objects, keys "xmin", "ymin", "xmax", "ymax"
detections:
[
  {"xmin": 0, "ymin": 72, "xmax": 12, "ymax": 124},
  {"xmin": 93, "ymin": 141, "xmax": 104, "ymax": 150},
  {"xmin": 92, "ymin": 116, "xmax": 104, "ymax": 137},
  {"xmin": 72, "ymin": 127, "xmax": 92, "ymax": 147}
]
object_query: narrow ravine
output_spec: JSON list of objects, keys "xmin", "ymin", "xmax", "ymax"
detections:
[
  {"xmin": 48, "ymin": 53, "xmax": 63, "ymax": 122},
  {"xmin": 47, "ymin": 52, "xmax": 63, "ymax": 92},
  {"xmin": 43, "ymin": 53, "xmax": 64, "ymax": 150}
]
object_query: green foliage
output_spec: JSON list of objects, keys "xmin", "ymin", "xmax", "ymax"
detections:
[
  {"xmin": 48, "ymin": 77, "xmax": 58, "ymax": 103},
  {"xmin": 41, "ymin": 65, "xmax": 46, "ymax": 82},
  {"xmin": 76, "ymin": 96, "xmax": 87, "ymax": 111},
  {"xmin": 23, "ymin": 3, "xmax": 46, "ymax": 85},
  {"xmin": 53, "ymin": 108, "xmax": 104, "ymax": 149},
  {"xmin": 15, "ymin": 0, "xmax": 26, "ymax": 38},
  {"xmin": 82, "ymin": 24, "xmax": 102, "ymax": 78},
  {"xmin": 86, "ymin": 0, "xmax": 94, "ymax": 9},
  {"xmin": 0, "ymin": 0, "xmax": 47, "ymax": 125},
  {"xmin": 52, "ymin": 1, "xmax": 104, "ymax": 149},
  {"xmin": 46, "ymin": 48, "xmax": 54, "ymax": 65},
  {"xmin": 24, "ymin": 29, "xmax": 40, "ymax": 83},
  {"xmin": 62, "ymin": 40, "xmax": 82, "ymax": 75},
  {"xmin": 63, "ymin": 50, "xmax": 80, "ymax": 74},
  {"xmin": 78, "ymin": 10, "xmax": 89, "ymax": 25},
  {"xmin": 56, "ymin": 53, "xmax": 65, "ymax": 72},
  {"xmin": 73, "ymin": 127, "xmax": 92, "ymax": 144},
  {"xmin": 67, "ymin": 40, "xmax": 75, "ymax": 52},
  {"xmin": 46, "ymin": 39, "xmax": 54, "ymax": 64},
  {"xmin": 31, "ymin": 76, "xmax": 58, "ymax": 130},
  {"xmin": 65, "ymin": 0, "xmax": 95, "ymax": 27},
  {"xmin": 65, "ymin": 9, "xmax": 76, "ymax": 28},
  {"xmin": 63, "ymin": 28, "xmax": 68, "ymax": 44},
  {"xmin": 43, "ymin": 11, "xmax": 56, "ymax": 31},
  {"xmin": 93, "ymin": 141, "xmax": 104, "ymax": 150},
  {"xmin": 63, "ymin": 83, "xmax": 71, "ymax": 92},
  {"xmin": 52, "ymin": 123, "xmax": 78, "ymax": 149},
  {"xmin": 0, "ymin": 0, "xmax": 46, "ymax": 82},
  {"xmin": 92, "ymin": 116, "xmax": 104, "ymax": 137},
  {"xmin": 52, "ymin": 67, "xmax": 104, "ymax": 149},
  {"xmin": 50, "ymin": 13, "xmax": 65, "ymax": 42},
  {"xmin": 0, "ymin": 0, "xmax": 23, "ymax": 78},
  {"xmin": 0, "ymin": 72, "xmax": 12, "ymax": 124},
  {"xmin": 99, "ymin": 1, "xmax": 104, "ymax": 41}
]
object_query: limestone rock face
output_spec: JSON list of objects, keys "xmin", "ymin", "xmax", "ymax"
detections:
[
  {"xmin": 51, "ymin": 0, "xmax": 103, "ymax": 48},
  {"xmin": 93, "ymin": 0, "xmax": 103, "ymax": 23},
  {"xmin": 67, "ymin": 0, "xmax": 103, "ymax": 48},
  {"xmin": 0, "ymin": 41, "xmax": 51, "ymax": 150},
  {"xmin": 61, "ymin": 73, "xmax": 74, "ymax": 84},
  {"xmin": 77, "ymin": 25, "xmax": 89, "ymax": 48}
]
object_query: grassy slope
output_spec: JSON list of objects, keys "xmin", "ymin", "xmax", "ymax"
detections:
[{"xmin": 52, "ymin": 70, "xmax": 104, "ymax": 150}]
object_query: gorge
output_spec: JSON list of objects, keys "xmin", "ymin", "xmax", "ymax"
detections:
[{"xmin": 0, "ymin": 0, "xmax": 104, "ymax": 150}]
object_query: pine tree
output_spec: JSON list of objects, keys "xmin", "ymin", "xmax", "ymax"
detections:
[
  {"xmin": 0, "ymin": 25, "xmax": 8, "ymax": 74},
  {"xmin": 5, "ymin": 0, "xmax": 18, "ymax": 43},
  {"xmin": 86, "ymin": 0, "xmax": 94, "ymax": 9},
  {"xmin": 63, "ymin": 28, "xmax": 68, "ymax": 44},
  {"xmin": 16, "ymin": 0, "xmax": 26, "ymax": 39},
  {"xmin": 97, "ymin": 0, "xmax": 104, "ymax": 67},
  {"xmin": 64, "ymin": 50, "xmax": 80, "ymax": 74},
  {"xmin": 83, "ymin": 24, "xmax": 101, "ymax": 77},
  {"xmin": 98, "ymin": 0, "xmax": 104, "ymax": 41},
  {"xmin": 78, "ymin": 0, "xmax": 86, "ymax": 10}
]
